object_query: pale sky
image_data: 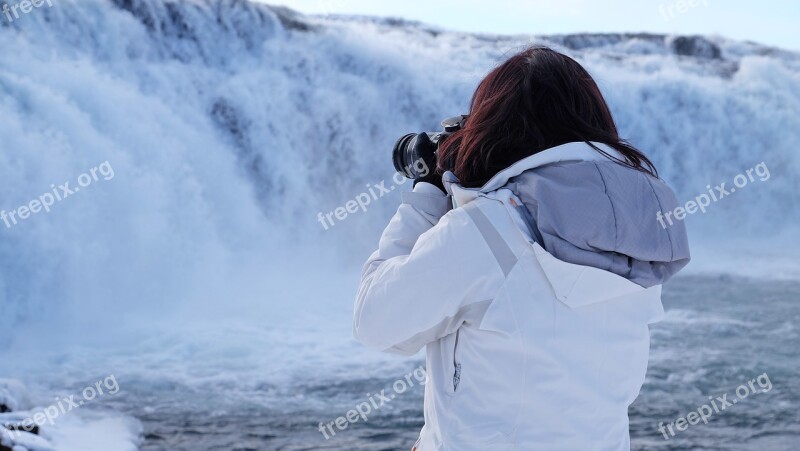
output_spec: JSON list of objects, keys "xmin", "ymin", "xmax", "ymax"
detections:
[{"xmin": 267, "ymin": 0, "xmax": 800, "ymax": 51}]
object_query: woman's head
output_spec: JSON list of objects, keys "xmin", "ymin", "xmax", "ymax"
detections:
[{"xmin": 438, "ymin": 46, "xmax": 657, "ymax": 187}]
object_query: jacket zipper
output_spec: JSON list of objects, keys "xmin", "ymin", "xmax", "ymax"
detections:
[{"xmin": 453, "ymin": 329, "xmax": 461, "ymax": 392}]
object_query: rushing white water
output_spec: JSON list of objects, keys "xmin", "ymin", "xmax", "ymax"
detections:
[
  {"xmin": 0, "ymin": 1, "xmax": 799, "ymax": 448},
  {"xmin": 1, "ymin": 0, "xmax": 798, "ymax": 342}
]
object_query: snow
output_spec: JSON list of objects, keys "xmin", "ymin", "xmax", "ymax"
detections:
[
  {"xmin": 1, "ymin": 427, "xmax": 54, "ymax": 451},
  {"xmin": 1, "ymin": 379, "xmax": 141, "ymax": 451},
  {"xmin": 1, "ymin": 408, "xmax": 141, "ymax": 451},
  {"xmin": 0, "ymin": 380, "xmax": 31, "ymax": 413},
  {"xmin": 39, "ymin": 411, "xmax": 141, "ymax": 451}
]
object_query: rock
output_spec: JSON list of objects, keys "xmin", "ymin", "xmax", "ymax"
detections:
[
  {"xmin": 0, "ymin": 380, "xmax": 44, "ymax": 450},
  {"xmin": 669, "ymin": 35, "xmax": 722, "ymax": 59},
  {"xmin": 0, "ymin": 379, "xmax": 32, "ymax": 412},
  {"xmin": 1, "ymin": 423, "xmax": 51, "ymax": 451},
  {"xmin": 1, "ymin": 426, "xmax": 15, "ymax": 451},
  {"xmin": 3, "ymin": 423, "xmax": 40, "ymax": 436}
]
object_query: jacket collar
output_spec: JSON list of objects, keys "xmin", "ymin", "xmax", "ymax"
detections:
[{"xmin": 444, "ymin": 141, "xmax": 623, "ymax": 206}]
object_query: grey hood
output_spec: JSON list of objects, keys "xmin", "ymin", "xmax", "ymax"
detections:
[
  {"xmin": 507, "ymin": 159, "xmax": 690, "ymax": 287},
  {"xmin": 445, "ymin": 141, "xmax": 691, "ymax": 288}
]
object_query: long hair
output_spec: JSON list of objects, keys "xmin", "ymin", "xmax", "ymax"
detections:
[{"xmin": 438, "ymin": 47, "xmax": 657, "ymax": 187}]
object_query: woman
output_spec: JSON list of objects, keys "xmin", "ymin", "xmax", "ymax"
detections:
[{"xmin": 353, "ymin": 47, "xmax": 690, "ymax": 450}]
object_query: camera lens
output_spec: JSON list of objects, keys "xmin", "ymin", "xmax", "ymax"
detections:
[{"xmin": 392, "ymin": 133, "xmax": 417, "ymax": 177}]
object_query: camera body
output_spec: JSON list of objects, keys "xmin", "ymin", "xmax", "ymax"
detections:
[{"xmin": 392, "ymin": 115, "xmax": 468, "ymax": 179}]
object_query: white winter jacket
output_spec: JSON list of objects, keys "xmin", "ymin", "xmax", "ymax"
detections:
[{"xmin": 354, "ymin": 141, "xmax": 690, "ymax": 450}]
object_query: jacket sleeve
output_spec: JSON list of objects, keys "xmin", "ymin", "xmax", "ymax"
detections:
[{"xmin": 353, "ymin": 183, "xmax": 507, "ymax": 356}]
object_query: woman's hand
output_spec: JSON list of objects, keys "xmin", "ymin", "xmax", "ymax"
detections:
[{"xmin": 414, "ymin": 172, "xmax": 445, "ymax": 193}]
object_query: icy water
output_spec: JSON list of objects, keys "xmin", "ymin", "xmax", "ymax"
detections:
[
  {"xmin": 5, "ymin": 275, "xmax": 799, "ymax": 450},
  {"xmin": 109, "ymin": 275, "xmax": 800, "ymax": 451}
]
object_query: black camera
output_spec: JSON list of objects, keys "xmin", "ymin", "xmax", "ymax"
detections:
[{"xmin": 392, "ymin": 115, "xmax": 468, "ymax": 179}]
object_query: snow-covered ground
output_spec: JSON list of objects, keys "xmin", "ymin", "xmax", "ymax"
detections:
[
  {"xmin": 1, "ymin": 379, "xmax": 141, "ymax": 450},
  {"xmin": 1, "ymin": 0, "xmax": 798, "ymax": 449}
]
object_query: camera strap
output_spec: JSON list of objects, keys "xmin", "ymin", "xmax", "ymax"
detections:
[{"xmin": 463, "ymin": 202, "xmax": 518, "ymax": 277}]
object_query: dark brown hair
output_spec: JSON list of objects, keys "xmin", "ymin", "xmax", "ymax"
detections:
[{"xmin": 438, "ymin": 47, "xmax": 657, "ymax": 187}]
